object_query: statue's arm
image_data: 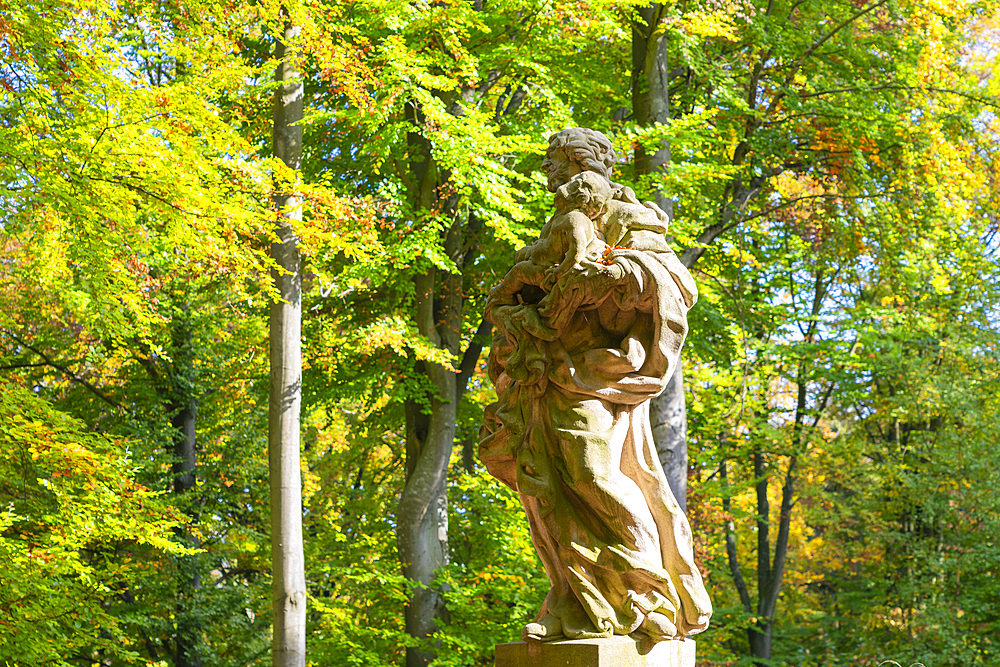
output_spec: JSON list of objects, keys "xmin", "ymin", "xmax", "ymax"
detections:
[
  {"xmin": 538, "ymin": 258, "xmax": 629, "ymax": 330},
  {"xmin": 553, "ymin": 213, "xmax": 592, "ymax": 275},
  {"xmin": 516, "ymin": 216, "xmax": 557, "ymax": 263}
]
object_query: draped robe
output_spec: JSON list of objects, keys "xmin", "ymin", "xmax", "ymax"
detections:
[{"xmin": 479, "ymin": 194, "xmax": 713, "ymax": 641}]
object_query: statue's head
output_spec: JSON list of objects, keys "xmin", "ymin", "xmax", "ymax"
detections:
[{"xmin": 542, "ymin": 128, "xmax": 618, "ymax": 193}]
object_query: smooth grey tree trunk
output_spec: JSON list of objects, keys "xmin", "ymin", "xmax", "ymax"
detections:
[
  {"xmin": 632, "ymin": 3, "xmax": 690, "ymax": 511},
  {"xmin": 397, "ymin": 220, "xmax": 463, "ymax": 667},
  {"xmin": 651, "ymin": 360, "xmax": 689, "ymax": 512},
  {"xmin": 269, "ymin": 18, "xmax": 306, "ymax": 667},
  {"xmin": 631, "ymin": 4, "xmax": 673, "ymax": 216},
  {"xmin": 399, "ymin": 373, "xmax": 455, "ymax": 667}
]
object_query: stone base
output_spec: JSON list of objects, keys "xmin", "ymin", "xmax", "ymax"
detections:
[{"xmin": 494, "ymin": 636, "xmax": 695, "ymax": 667}]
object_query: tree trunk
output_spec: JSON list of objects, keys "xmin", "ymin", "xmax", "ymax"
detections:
[
  {"xmin": 398, "ymin": 211, "xmax": 464, "ymax": 666},
  {"xmin": 631, "ymin": 3, "xmax": 673, "ymax": 216},
  {"xmin": 399, "ymin": 367, "xmax": 455, "ymax": 667},
  {"xmin": 748, "ymin": 621, "xmax": 773, "ymax": 664},
  {"xmin": 170, "ymin": 393, "xmax": 202, "ymax": 667},
  {"xmin": 269, "ymin": 16, "xmax": 306, "ymax": 667},
  {"xmin": 393, "ymin": 83, "xmax": 493, "ymax": 666},
  {"xmin": 651, "ymin": 359, "xmax": 688, "ymax": 512},
  {"xmin": 171, "ymin": 400, "xmax": 198, "ymax": 495},
  {"xmin": 140, "ymin": 310, "xmax": 203, "ymax": 667},
  {"xmin": 631, "ymin": 3, "xmax": 691, "ymax": 510}
]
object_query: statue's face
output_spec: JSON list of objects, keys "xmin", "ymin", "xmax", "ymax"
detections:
[{"xmin": 541, "ymin": 146, "xmax": 581, "ymax": 193}]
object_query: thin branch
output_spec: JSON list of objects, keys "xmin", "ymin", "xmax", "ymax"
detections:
[
  {"xmin": 3, "ymin": 330, "xmax": 124, "ymax": 410},
  {"xmin": 787, "ymin": 0, "xmax": 808, "ymax": 21},
  {"xmin": 85, "ymin": 175, "xmax": 210, "ymax": 218},
  {"xmin": 768, "ymin": 0, "xmax": 893, "ymax": 114},
  {"xmin": 796, "ymin": 84, "xmax": 1000, "ymax": 109},
  {"xmin": 802, "ymin": 0, "xmax": 891, "ymax": 62},
  {"xmin": 78, "ymin": 112, "xmax": 170, "ymax": 176},
  {"xmin": 0, "ymin": 361, "xmax": 55, "ymax": 370},
  {"xmin": 740, "ymin": 192, "xmax": 893, "ymax": 225},
  {"xmin": 762, "ymin": 110, "xmax": 848, "ymax": 126}
]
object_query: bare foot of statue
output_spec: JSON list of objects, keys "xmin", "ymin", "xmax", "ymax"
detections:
[
  {"xmin": 639, "ymin": 611, "xmax": 678, "ymax": 640},
  {"xmin": 521, "ymin": 614, "xmax": 563, "ymax": 642}
]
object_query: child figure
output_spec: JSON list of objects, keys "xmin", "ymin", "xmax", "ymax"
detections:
[
  {"xmin": 486, "ymin": 172, "xmax": 615, "ymax": 382},
  {"xmin": 495, "ymin": 171, "xmax": 613, "ymax": 314},
  {"xmin": 525, "ymin": 170, "xmax": 615, "ymax": 287}
]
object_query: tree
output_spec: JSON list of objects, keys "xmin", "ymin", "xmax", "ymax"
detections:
[
  {"xmin": 630, "ymin": 3, "xmax": 693, "ymax": 510},
  {"xmin": 4, "ymin": 0, "xmax": 999, "ymax": 664},
  {"xmin": 269, "ymin": 11, "xmax": 308, "ymax": 667}
]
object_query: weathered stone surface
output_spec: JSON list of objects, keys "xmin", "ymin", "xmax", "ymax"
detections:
[
  {"xmin": 494, "ymin": 636, "xmax": 696, "ymax": 667},
  {"xmin": 479, "ymin": 127, "xmax": 712, "ymax": 646}
]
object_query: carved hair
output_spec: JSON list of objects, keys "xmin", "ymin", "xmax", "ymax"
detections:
[{"xmin": 547, "ymin": 128, "xmax": 618, "ymax": 180}]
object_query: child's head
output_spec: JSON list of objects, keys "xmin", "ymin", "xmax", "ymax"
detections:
[{"xmin": 554, "ymin": 172, "xmax": 613, "ymax": 219}]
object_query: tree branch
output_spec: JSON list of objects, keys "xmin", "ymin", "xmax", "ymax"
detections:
[
  {"xmin": 85, "ymin": 175, "xmax": 210, "ymax": 218},
  {"xmin": 3, "ymin": 331, "xmax": 124, "ymax": 410},
  {"xmin": 762, "ymin": 452, "xmax": 797, "ymax": 618},
  {"xmin": 739, "ymin": 192, "xmax": 891, "ymax": 225},
  {"xmin": 801, "ymin": 0, "xmax": 891, "ymax": 63},
  {"xmin": 753, "ymin": 443, "xmax": 771, "ymax": 611},
  {"xmin": 762, "ymin": 272, "xmax": 849, "ymax": 619},
  {"xmin": 500, "ymin": 84, "xmax": 527, "ymax": 121},
  {"xmin": 679, "ymin": 168, "xmax": 778, "ymax": 268},
  {"xmin": 768, "ymin": 0, "xmax": 893, "ymax": 114},
  {"xmin": 0, "ymin": 361, "xmax": 57, "ymax": 370},
  {"xmin": 797, "ymin": 84, "xmax": 1000, "ymax": 109},
  {"xmin": 456, "ymin": 318, "xmax": 491, "ymax": 401}
]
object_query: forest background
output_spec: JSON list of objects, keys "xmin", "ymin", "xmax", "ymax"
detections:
[{"xmin": 2, "ymin": 0, "xmax": 1000, "ymax": 665}]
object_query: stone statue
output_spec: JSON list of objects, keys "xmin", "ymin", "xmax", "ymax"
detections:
[{"xmin": 479, "ymin": 128, "xmax": 712, "ymax": 647}]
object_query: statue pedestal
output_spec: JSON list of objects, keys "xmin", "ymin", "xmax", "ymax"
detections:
[{"xmin": 494, "ymin": 636, "xmax": 695, "ymax": 667}]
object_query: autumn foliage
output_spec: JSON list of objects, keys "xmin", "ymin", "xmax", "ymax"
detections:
[{"xmin": 2, "ymin": 0, "xmax": 1000, "ymax": 665}]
